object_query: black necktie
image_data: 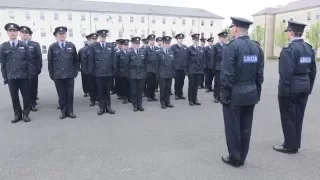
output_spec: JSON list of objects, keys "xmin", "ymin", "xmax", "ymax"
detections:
[
  {"xmin": 102, "ymin": 43, "xmax": 105, "ymax": 48},
  {"xmin": 12, "ymin": 42, "xmax": 15, "ymax": 48}
]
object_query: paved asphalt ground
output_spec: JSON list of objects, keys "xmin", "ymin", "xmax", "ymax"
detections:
[{"xmin": 0, "ymin": 61, "xmax": 319, "ymax": 180}]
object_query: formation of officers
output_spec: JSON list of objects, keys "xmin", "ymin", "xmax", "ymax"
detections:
[{"xmin": 0, "ymin": 16, "xmax": 317, "ymax": 168}]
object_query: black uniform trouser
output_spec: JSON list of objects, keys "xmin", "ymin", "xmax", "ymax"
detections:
[
  {"xmin": 96, "ymin": 76, "xmax": 112, "ymax": 109},
  {"xmin": 8, "ymin": 79, "xmax": 31, "ymax": 116},
  {"xmin": 213, "ymin": 71, "xmax": 221, "ymax": 99},
  {"xmin": 174, "ymin": 70, "xmax": 185, "ymax": 97},
  {"xmin": 278, "ymin": 93, "xmax": 309, "ymax": 149},
  {"xmin": 199, "ymin": 74, "xmax": 204, "ymax": 87},
  {"xmin": 205, "ymin": 68, "xmax": 214, "ymax": 90},
  {"xmin": 118, "ymin": 76, "xmax": 130, "ymax": 99},
  {"xmin": 130, "ymin": 79, "xmax": 145, "ymax": 108},
  {"xmin": 114, "ymin": 76, "xmax": 121, "ymax": 96},
  {"xmin": 110, "ymin": 76, "xmax": 115, "ymax": 93},
  {"xmin": 188, "ymin": 74, "xmax": 201, "ymax": 103},
  {"xmin": 159, "ymin": 78, "xmax": 172, "ymax": 105},
  {"xmin": 29, "ymin": 76, "xmax": 38, "ymax": 105},
  {"xmin": 146, "ymin": 72, "xmax": 157, "ymax": 98},
  {"xmin": 89, "ymin": 75, "xmax": 97, "ymax": 102},
  {"xmin": 81, "ymin": 72, "xmax": 90, "ymax": 94},
  {"xmin": 223, "ymin": 104, "xmax": 255, "ymax": 163},
  {"xmin": 54, "ymin": 78, "xmax": 75, "ymax": 114}
]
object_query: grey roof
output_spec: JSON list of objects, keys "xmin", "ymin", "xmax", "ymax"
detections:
[
  {"xmin": 0, "ymin": 0, "xmax": 224, "ymax": 19},
  {"xmin": 277, "ymin": 0, "xmax": 320, "ymax": 13},
  {"xmin": 252, "ymin": 7, "xmax": 279, "ymax": 16}
]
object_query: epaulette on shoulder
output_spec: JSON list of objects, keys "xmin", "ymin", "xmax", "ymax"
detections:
[
  {"xmin": 227, "ymin": 39, "xmax": 234, "ymax": 46},
  {"xmin": 252, "ymin": 40, "xmax": 260, "ymax": 46},
  {"xmin": 305, "ymin": 42, "xmax": 313, "ymax": 49},
  {"xmin": 283, "ymin": 42, "xmax": 291, "ymax": 49}
]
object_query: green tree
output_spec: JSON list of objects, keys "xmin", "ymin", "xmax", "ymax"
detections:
[
  {"xmin": 251, "ymin": 25, "xmax": 265, "ymax": 48},
  {"xmin": 306, "ymin": 22, "xmax": 320, "ymax": 57},
  {"xmin": 274, "ymin": 22, "xmax": 289, "ymax": 48}
]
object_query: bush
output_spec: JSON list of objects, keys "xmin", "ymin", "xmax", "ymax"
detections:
[
  {"xmin": 267, "ymin": 56, "xmax": 279, "ymax": 60},
  {"xmin": 317, "ymin": 58, "xmax": 320, "ymax": 61}
]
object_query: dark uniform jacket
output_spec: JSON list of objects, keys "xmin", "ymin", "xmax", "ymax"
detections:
[
  {"xmin": 127, "ymin": 48, "xmax": 147, "ymax": 79},
  {"xmin": 115, "ymin": 49, "xmax": 130, "ymax": 77},
  {"xmin": 26, "ymin": 40, "xmax": 42, "ymax": 77},
  {"xmin": 185, "ymin": 45, "xmax": 205, "ymax": 75},
  {"xmin": 48, "ymin": 41, "xmax": 79, "ymax": 80},
  {"xmin": 88, "ymin": 42, "xmax": 115, "ymax": 77},
  {"xmin": 171, "ymin": 44, "xmax": 188, "ymax": 70},
  {"xmin": 1, "ymin": 40, "xmax": 31, "ymax": 80},
  {"xmin": 79, "ymin": 45, "xmax": 89, "ymax": 74},
  {"xmin": 204, "ymin": 45, "xmax": 214, "ymax": 69},
  {"xmin": 220, "ymin": 35, "xmax": 264, "ymax": 106},
  {"xmin": 145, "ymin": 46, "xmax": 159, "ymax": 73},
  {"xmin": 278, "ymin": 39, "xmax": 317, "ymax": 96},
  {"xmin": 212, "ymin": 42, "xmax": 224, "ymax": 71},
  {"xmin": 157, "ymin": 48, "xmax": 175, "ymax": 79}
]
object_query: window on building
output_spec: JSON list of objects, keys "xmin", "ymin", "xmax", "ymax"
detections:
[
  {"xmin": 40, "ymin": 12, "xmax": 45, "ymax": 20},
  {"xmin": 9, "ymin": 11, "xmax": 15, "ymax": 20},
  {"xmin": 162, "ymin": 31, "xmax": 166, "ymax": 36},
  {"xmin": 307, "ymin": 12, "xmax": 311, "ymax": 21},
  {"xmin": 141, "ymin": 30, "xmax": 145, "ymax": 38},
  {"xmin": 182, "ymin": 19, "xmax": 186, "ymax": 25},
  {"xmin": 68, "ymin": 28, "xmax": 73, "ymax": 37},
  {"xmin": 172, "ymin": 31, "xmax": 176, "ymax": 37},
  {"xmin": 210, "ymin": 20, "xmax": 214, "ymax": 26},
  {"xmin": 172, "ymin": 19, "xmax": 176, "ymax": 24},
  {"xmin": 130, "ymin": 16, "xmax": 134, "ymax": 23},
  {"xmin": 316, "ymin": 11, "xmax": 320, "ymax": 21},
  {"xmin": 192, "ymin": 19, "xmax": 195, "ymax": 26},
  {"xmin": 54, "ymin": 13, "xmax": 59, "ymax": 20},
  {"xmin": 282, "ymin": 19, "xmax": 286, "ymax": 23},
  {"xmin": 289, "ymin": 16, "xmax": 294, "ymax": 21},
  {"xmin": 141, "ymin": 16, "xmax": 145, "ymax": 23},
  {"xmin": 201, "ymin": 32, "xmax": 204, "ymax": 37},
  {"xmin": 130, "ymin": 34, "xmax": 134, "ymax": 38},
  {"xmin": 152, "ymin": 30, "xmax": 156, "ymax": 35},
  {"xmin": 81, "ymin": 28, "xmax": 87, "ymax": 37},
  {"xmin": 68, "ymin": 13, "xmax": 72, "ymax": 21},
  {"xmin": 152, "ymin": 18, "xmax": 156, "ymax": 24},
  {"xmin": 118, "ymin": 16, "xmax": 122, "ymax": 22},
  {"xmin": 42, "ymin": 45, "xmax": 47, "ymax": 54},
  {"xmin": 162, "ymin": 18, "xmax": 166, "ymax": 24},
  {"xmin": 25, "ymin": 12, "xmax": 31, "ymax": 20},
  {"xmin": 210, "ymin": 32, "xmax": 213, "ymax": 37},
  {"xmin": 119, "ymin": 30, "xmax": 123, "ymax": 38},
  {"xmin": 81, "ymin": 14, "xmax": 86, "ymax": 21},
  {"xmin": 40, "ymin": 28, "xmax": 46, "ymax": 37},
  {"xmin": 94, "ymin": 16, "xmax": 98, "ymax": 21},
  {"xmin": 201, "ymin": 20, "xmax": 204, "ymax": 26}
]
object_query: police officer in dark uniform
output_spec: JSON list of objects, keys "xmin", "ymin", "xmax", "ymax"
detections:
[
  {"xmin": 171, "ymin": 33, "xmax": 187, "ymax": 100},
  {"xmin": 1, "ymin": 23, "xmax": 32, "ymax": 123},
  {"xmin": 79, "ymin": 35, "xmax": 90, "ymax": 98},
  {"xmin": 142, "ymin": 38, "xmax": 148, "ymax": 48},
  {"xmin": 115, "ymin": 39, "xmax": 131, "ymax": 104},
  {"xmin": 145, "ymin": 34, "xmax": 159, "ymax": 101},
  {"xmin": 198, "ymin": 36, "xmax": 206, "ymax": 89},
  {"xmin": 157, "ymin": 36, "xmax": 175, "ymax": 109},
  {"xmin": 273, "ymin": 21, "xmax": 317, "ymax": 154},
  {"xmin": 110, "ymin": 42, "xmax": 117, "ymax": 95},
  {"xmin": 19, "ymin": 26, "xmax": 42, "ymax": 111},
  {"xmin": 88, "ymin": 29, "xmax": 116, "ymax": 115},
  {"xmin": 85, "ymin": 33, "xmax": 98, "ymax": 106},
  {"xmin": 156, "ymin": 37, "xmax": 163, "ymax": 47},
  {"xmin": 213, "ymin": 31, "xmax": 229, "ymax": 103},
  {"xmin": 186, "ymin": 33, "xmax": 205, "ymax": 106},
  {"xmin": 220, "ymin": 17, "xmax": 264, "ymax": 167},
  {"xmin": 204, "ymin": 37, "xmax": 214, "ymax": 92},
  {"xmin": 127, "ymin": 37, "xmax": 147, "ymax": 112},
  {"xmin": 48, "ymin": 26, "xmax": 79, "ymax": 119},
  {"xmin": 114, "ymin": 39, "xmax": 123, "ymax": 99}
]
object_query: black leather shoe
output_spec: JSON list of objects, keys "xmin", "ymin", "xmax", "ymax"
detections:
[
  {"xmin": 68, "ymin": 113, "xmax": 77, "ymax": 119},
  {"xmin": 90, "ymin": 101, "xmax": 95, "ymax": 107},
  {"xmin": 180, "ymin": 96, "xmax": 186, "ymax": 100},
  {"xmin": 273, "ymin": 145, "xmax": 298, "ymax": 154},
  {"xmin": 221, "ymin": 155, "xmax": 243, "ymax": 167},
  {"xmin": 147, "ymin": 98, "xmax": 153, "ymax": 102},
  {"xmin": 155, "ymin": 89, "xmax": 159, "ymax": 92},
  {"xmin": 170, "ymin": 92, "xmax": 173, "ymax": 95},
  {"xmin": 106, "ymin": 106, "xmax": 115, "ymax": 114},
  {"xmin": 23, "ymin": 114, "xmax": 31, "ymax": 122},
  {"xmin": 189, "ymin": 102, "xmax": 195, "ymax": 106},
  {"xmin": 57, "ymin": 106, "xmax": 61, "ymax": 109},
  {"xmin": 206, "ymin": 89, "xmax": 210, "ymax": 92},
  {"xmin": 128, "ymin": 99, "xmax": 132, "ymax": 103},
  {"xmin": 133, "ymin": 107, "xmax": 138, "ymax": 112},
  {"xmin": 161, "ymin": 104, "xmax": 167, "ymax": 109},
  {"xmin": 60, "ymin": 113, "xmax": 66, "ymax": 119},
  {"xmin": 31, "ymin": 104, "xmax": 38, "ymax": 112},
  {"xmin": 166, "ymin": 104, "xmax": 174, "ymax": 108},
  {"xmin": 111, "ymin": 91, "xmax": 116, "ymax": 95},
  {"xmin": 175, "ymin": 96, "xmax": 180, "ymax": 100},
  {"xmin": 214, "ymin": 98, "xmax": 219, "ymax": 103},
  {"xmin": 84, "ymin": 93, "xmax": 88, "ymax": 97},
  {"xmin": 122, "ymin": 99, "xmax": 128, "ymax": 104},
  {"xmin": 36, "ymin": 96, "xmax": 39, "ymax": 100},
  {"xmin": 11, "ymin": 115, "xmax": 22, "ymax": 123},
  {"xmin": 194, "ymin": 101, "xmax": 202, "ymax": 105},
  {"xmin": 138, "ymin": 106, "xmax": 145, "ymax": 111},
  {"xmin": 152, "ymin": 97, "xmax": 158, "ymax": 101},
  {"xmin": 97, "ymin": 108, "xmax": 105, "ymax": 115}
]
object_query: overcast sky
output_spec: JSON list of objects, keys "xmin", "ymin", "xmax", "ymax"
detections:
[{"xmin": 88, "ymin": 0, "xmax": 296, "ymax": 26}]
